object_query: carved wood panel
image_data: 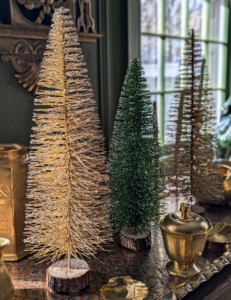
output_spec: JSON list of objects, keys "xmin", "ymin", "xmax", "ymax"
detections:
[{"xmin": 0, "ymin": 0, "xmax": 102, "ymax": 94}]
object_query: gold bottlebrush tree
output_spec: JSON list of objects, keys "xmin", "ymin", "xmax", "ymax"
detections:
[
  {"xmin": 24, "ymin": 7, "xmax": 111, "ymax": 280},
  {"xmin": 165, "ymin": 30, "xmax": 223, "ymax": 205}
]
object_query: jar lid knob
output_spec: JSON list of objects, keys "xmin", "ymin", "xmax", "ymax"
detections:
[{"xmin": 180, "ymin": 203, "xmax": 191, "ymax": 219}]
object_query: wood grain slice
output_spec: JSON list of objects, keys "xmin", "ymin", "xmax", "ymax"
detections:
[
  {"xmin": 118, "ymin": 228, "xmax": 151, "ymax": 251},
  {"xmin": 46, "ymin": 259, "xmax": 90, "ymax": 294}
]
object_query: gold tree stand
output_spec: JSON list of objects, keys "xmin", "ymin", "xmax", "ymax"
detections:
[
  {"xmin": 118, "ymin": 228, "xmax": 151, "ymax": 251},
  {"xmin": 47, "ymin": 259, "xmax": 90, "ymax": 294}
]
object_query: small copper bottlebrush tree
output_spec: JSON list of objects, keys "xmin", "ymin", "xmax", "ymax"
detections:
[
  {"xmin": 108, "ymin": 59, "xmax": 163, "ymax": 251},
  {"xmin": 24, "ymin": 8, "xmax": 111, "ymax": 293},
  {"xmin": 165, "ymin": 30, "xmax": 223, "ymax": 206}
]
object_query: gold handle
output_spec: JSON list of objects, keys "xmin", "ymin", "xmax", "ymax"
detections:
[{"xmin": 180, "ymin": 203, "xmax": 191, "ymax": 219}]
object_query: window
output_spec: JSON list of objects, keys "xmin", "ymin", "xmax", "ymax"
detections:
[{"xmin": 140, "ymin": 0, "xmax": 229, "ymax": 144}]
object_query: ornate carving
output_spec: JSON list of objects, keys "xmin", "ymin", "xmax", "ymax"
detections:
[
  {"xmin": 16, "ymin": 0, "xmax": 74, "ymax": 25},
  {"xmin": 0, "ymin": 24, "xmax": 49, "ymax": 39},
  {"xmin": 17, "ymin": 0, "xmax": 43, "ymax": 10},
  {"xmin": 0, "ymin": 0, "xmax": 102, "ymax": 94},
  {"xmin": 77, "ymin": 0, "xmax": 95, "ymax": 33},
  {"xmin": 0, "ymin": 36, "xmax": 46, "ymax": 94},
  {"xmin": 12, "ymin": 41, "xmax": 45, "ymax": 93}
]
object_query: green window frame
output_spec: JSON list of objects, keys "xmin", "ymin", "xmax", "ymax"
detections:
[{"xmin": 139, "ymin": 0, "xmax": 230, "ymax": 144}]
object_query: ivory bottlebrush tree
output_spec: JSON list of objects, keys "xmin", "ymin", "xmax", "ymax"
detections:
[
  {"xmin": 24, "ymin": 8, "xmax": 111, "ymax": 267},
  {"xmin": 166, "ymin": 30, "xmax": 223, "ymax": 204},
  {"xmin": 109, "ymin": 59, "xmax": 163, "ymax": 240}
]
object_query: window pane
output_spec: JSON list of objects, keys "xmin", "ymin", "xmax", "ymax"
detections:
[
  {"xmin": 208, "ymin": 43, "xmax": 227, "ymax": 89},
  {"xmin": 165, "ymin": 39, "xmax": 181, "ymax": 90},
  {"xmin": 150, "ymin": 95, "xmax": 160, "ymax": 136},
  {"xmin": 141, "ymin": 0, "xmax": 158, "ymax": 33},
  {"xmin": 213, "ymin": 90, "xmax": 225, "ymax": 123},
  {"xmin": 200, "ymin": 41, "xmax": 206, "ymax": 59},
  {"xmin": 189, "ymin": 0, "xmax": 202, "ymax": 37},
  {"xmin": 164, "ymin": 94, "xmax": 173, "ymax": 141},
  {"xmin": 141, "ymin": 35, "xmax": 158, "ymax": 92},
  {"xmin": 165, "ymin": 0, "xmax": 181, "ymax": 35},
  {"xmin": 210, "ymin": 0, "xmax": 229, "ymax": 42},
  {"xmin": 151, "ymin": 95, "xmax": 157, "ymax": 114}
]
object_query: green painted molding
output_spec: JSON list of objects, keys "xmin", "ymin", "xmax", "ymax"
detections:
[
  {"xmin": 98, "ymin": 0, "xmax": 128, "ymax": 152},
  {"xmin": 128, "ymin": 0, "xmax": 140, "ymax": 61}
]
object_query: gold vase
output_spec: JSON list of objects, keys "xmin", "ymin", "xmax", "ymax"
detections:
[
  {"xmin": 0, "ymin": 143, "xmax": 29, "ymax": 261},
  {"xmin": 0, "ymin": 238, "xmax": 14, "ymax": 299}
]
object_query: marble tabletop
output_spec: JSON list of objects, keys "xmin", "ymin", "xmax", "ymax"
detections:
[{"xmin": 5, "ymin": 201, "xmax": 231, "ymax": 300}]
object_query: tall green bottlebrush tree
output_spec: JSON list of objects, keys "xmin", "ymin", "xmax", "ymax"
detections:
[{"xmin": 109, "ymin": 58, "xmax": 163, "ymax": 235}]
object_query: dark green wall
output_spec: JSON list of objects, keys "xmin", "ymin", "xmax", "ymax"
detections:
[
  {"xmin": 0, "ymin": 0, "xmax": 129, "ymax": 151},
  {"xmin": 0, "ymin": 61, "xmax": 34, "ymax": 144}
]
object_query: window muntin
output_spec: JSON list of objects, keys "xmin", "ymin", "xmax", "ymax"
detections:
[{"xmin": 140, "ymin": 0, "xmax": 229, "ymax": 144}]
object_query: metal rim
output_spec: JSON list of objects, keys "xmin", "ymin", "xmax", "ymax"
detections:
[{"xmin": 0, "ymin": 143, "xmax": 29, "ymax": 157}]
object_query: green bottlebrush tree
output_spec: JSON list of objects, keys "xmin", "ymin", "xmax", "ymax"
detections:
[{"xmin": 108, "ymin": 58, "xmax": 163, "ymax": 234}]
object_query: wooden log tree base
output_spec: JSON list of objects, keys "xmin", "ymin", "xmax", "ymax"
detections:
[
  {"xmin": 119, "ymin": 228, "xmax": 151, "ymax": 251},
  {"xmin": 46, "ymin": 259, "xmax": 90, "ymax": 294}
]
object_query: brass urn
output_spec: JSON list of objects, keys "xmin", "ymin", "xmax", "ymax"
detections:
[
  {"xmin": 0, "ymin": 238, "xmax": 14, "ymax": 299},
  {"xmin": 159, "ymin": 203, "xmax": 212, "ymax": 278}
]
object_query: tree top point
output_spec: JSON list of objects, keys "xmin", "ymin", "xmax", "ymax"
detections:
[{"xmin": 54, "ymin": 7, "xmax": 70, "ymax": 15}]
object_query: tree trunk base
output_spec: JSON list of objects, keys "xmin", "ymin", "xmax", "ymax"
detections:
[
  {"xmin": 118, "ymin": 228, "xmax": 151, "ymax": 251},
  {"xmin": 46, "ymin": 259, "xmax": 90, "ymax": 294}
]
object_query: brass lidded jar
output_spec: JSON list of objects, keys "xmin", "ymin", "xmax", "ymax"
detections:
[{"xmin": 159, "ymin": 202, "xmax": 212, "ymax": 278}]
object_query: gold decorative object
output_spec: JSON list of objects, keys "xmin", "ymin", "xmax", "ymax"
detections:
[
  {"xmin": 165, "ymin": 29, "xmax": 224, "ymax": 205},
  {"xmin": 101, "ymin": 276, "xmax": 148, "ymax": 300},
  {"xmin": 207, "ymin": 222, "xmax": 231, "ymax": 244},
  {"xmin": 159, "ymin": 202, "xmax": 212, "ymax": 278},
  {"xmin": 217, "ymin": 164, "xmax": 231, "ymax": 202},
  {"xmin": 23, "ymin": 8, "xmax": 112, "ymax": 266},
  {"xmin": 207, "ymin": 161, "xmax": 231, "ymax": 203},
  {"xmin": 0, "ymin": 238, "xmax": 14, "ymax": 299},
  {"xmin": 158, "ymin": 251, "xmax": 231, "ymax": 300},
  {"xmin": 0, "ymin": 143, "xmax": 29, "ymax": 261}
]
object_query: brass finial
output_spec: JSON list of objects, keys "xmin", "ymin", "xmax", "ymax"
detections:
[{"xmin": 180, "ymin": 203, "xmax": 191, "ymax": 219}]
